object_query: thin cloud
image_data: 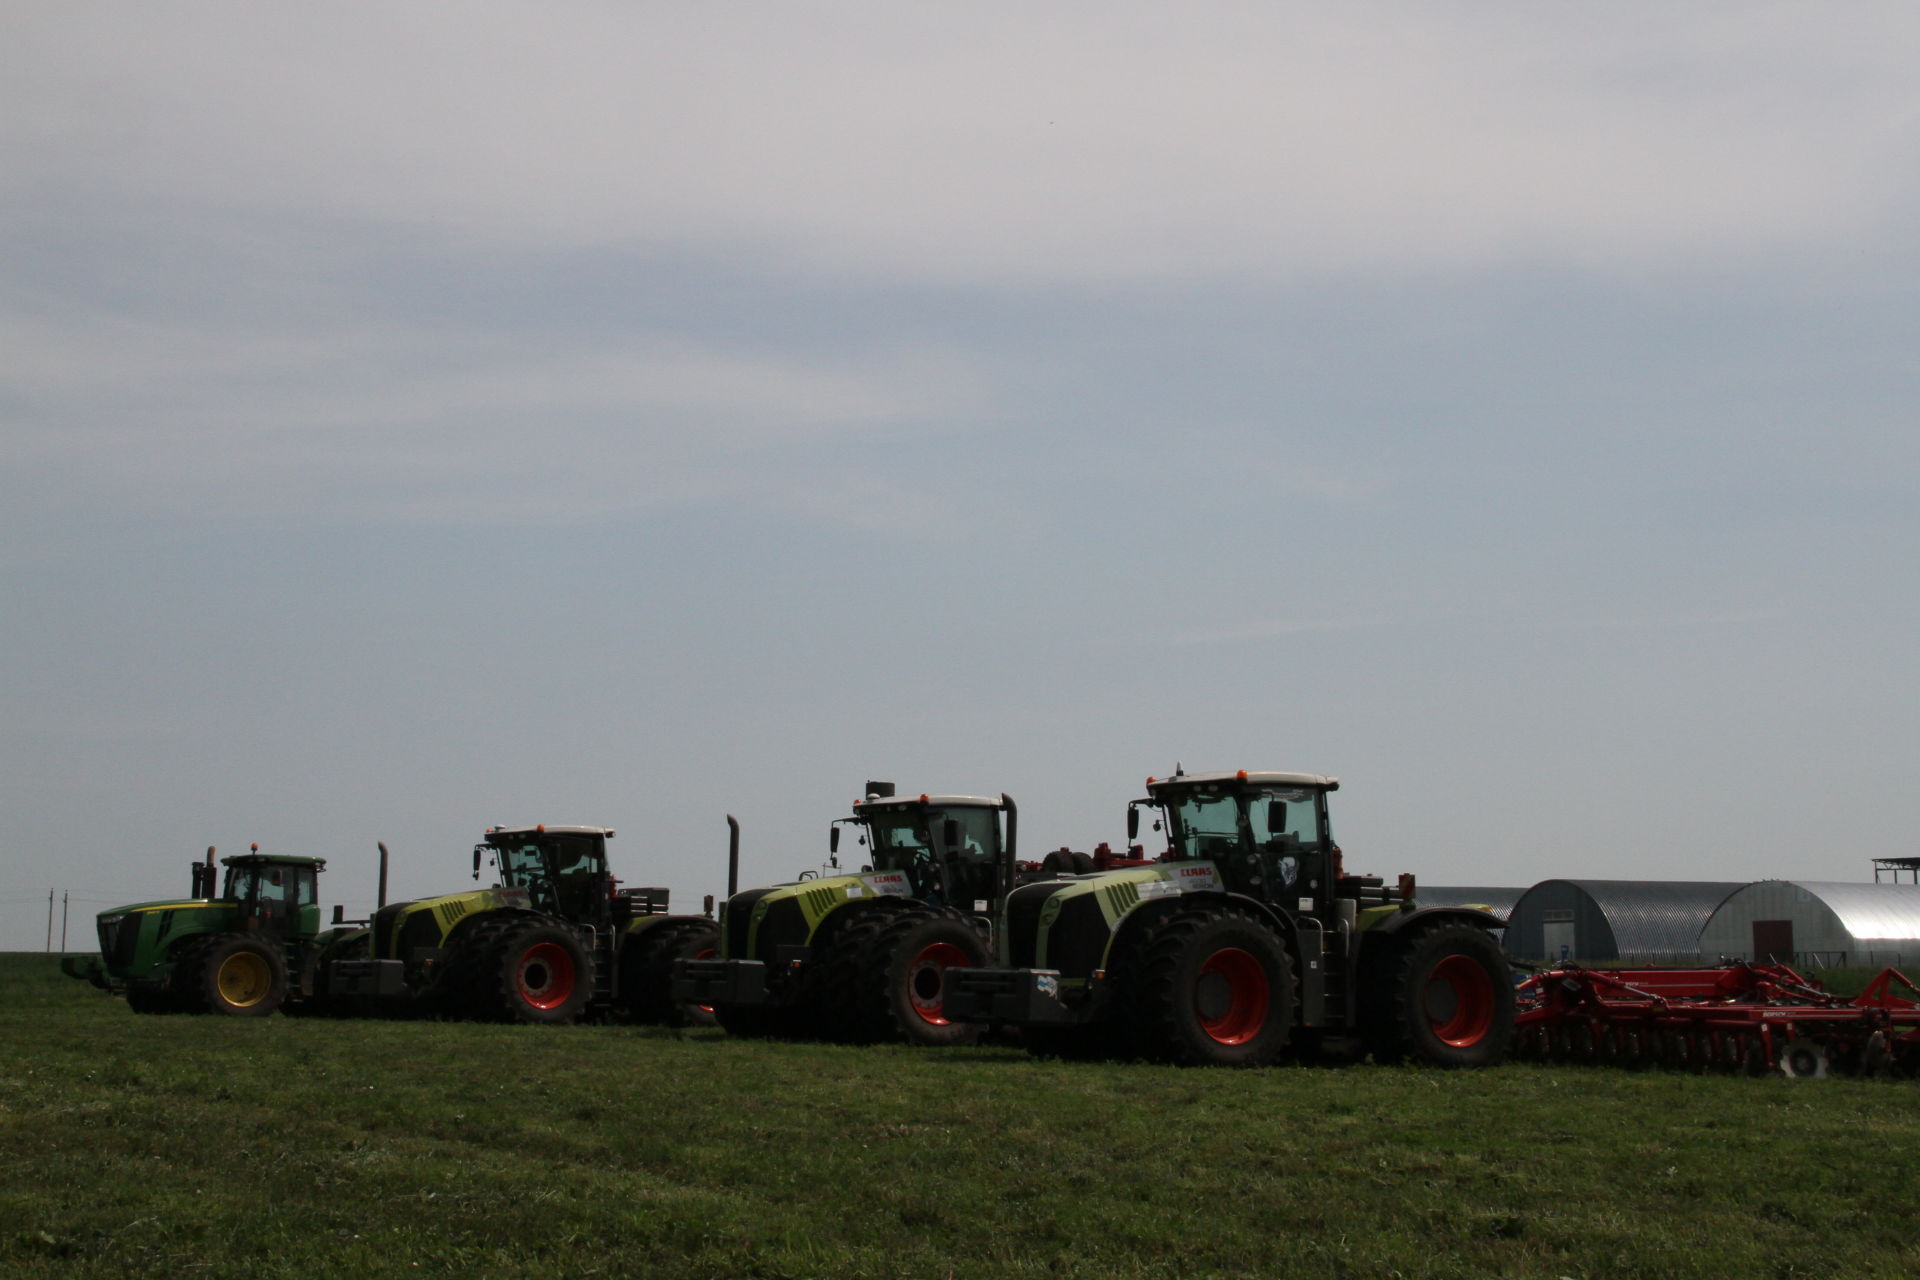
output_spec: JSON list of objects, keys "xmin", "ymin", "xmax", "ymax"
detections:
[
  {"xmin": 4, "ymin": 5, "xmax": 1916, "ymax": 285},
  {"xmin": 1, "ymin": 307, "xmax": 991, "ymax": 523}
]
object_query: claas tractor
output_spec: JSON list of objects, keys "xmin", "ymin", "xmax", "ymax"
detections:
[
  {"xmin": 62, "ymin": 845, "xmax": 353, "ymax": 1016},
  {"xmin": 945, "ymin": 769, "xmax": 1515, "ymax": 1067},
  {"xmin": 327, "ymin": 824, "xmax": 719, "ymax": 1025},
  {"xmin": 675, "ymin": 786, "xmax": 1017, "ymax": 1045}
]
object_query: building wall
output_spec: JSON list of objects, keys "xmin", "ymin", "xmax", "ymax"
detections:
[
  {"xmin": 1697, "ymin": 882, "xmax": 1851, "ymax": 962},
  {"xmin": 1698, "ymin": 881, "xmax": 1920, "ymax": 967},
  {"xmin": 1505, "ymin": 881, "xmax": 1618, "ymax": 962}
]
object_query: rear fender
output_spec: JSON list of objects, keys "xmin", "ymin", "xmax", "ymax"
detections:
[
  {"xmin": 730, "ymin": 873, "xmax": 914, "ymax": 961},
  {"xmin": 1102, "ymin": 890, "xmax": 1298, "ymax": 972},
  {"xmin": 1354, "ymin": 904, "xmax": 1506, "ymax": 978},
  {"xmin": 378, "ymin": 888, "xmax": 535, "ymax": 957}
]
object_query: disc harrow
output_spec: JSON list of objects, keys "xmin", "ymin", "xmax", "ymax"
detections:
[{"xmin": 1510, "ymin": 962, "xmax": 1920, "ymax": 1078}]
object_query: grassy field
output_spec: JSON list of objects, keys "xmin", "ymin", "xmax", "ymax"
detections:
[{"xmin": 3, "ymin": 953, "xmax": 1916, "ymax": 1280}]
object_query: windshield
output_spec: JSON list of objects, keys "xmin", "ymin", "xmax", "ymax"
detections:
[
  {"xmin": 225, "ymin": 863, "xmax": 295, "ymax": 909},
  {"xmin": 862, "ymin": 805, "xmax": 1001, "ymax": 905},
  {"xmin": 1164, "ymin": 785, "xmax": 1324, "ymax": 862},
  {"xmin": 487, "ymin": 834, "xmax": 606, "ymax": 917},
  {"xmin": 494, "ymin": 841, "xmax": 552, "ymax": 889}
]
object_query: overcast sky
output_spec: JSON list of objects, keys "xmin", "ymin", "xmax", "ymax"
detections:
[{"xmin": 5, "ymin": 4, "xmax": 1918, "ymax": 949}]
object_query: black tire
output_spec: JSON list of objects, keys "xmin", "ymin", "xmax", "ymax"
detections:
[
  {"xmin": 175, "ymin": 933, "xmax": 289, "ymax": 1017},
  {"xmin": 1070, "ymin": 851, "xmax": 1095, "ymax": 874},
  {"xmin": 843, "ymin": 911, "xmax": 988, "ymax": 1046},
  {"xmin": 1040, "ymin": 851, "xmax": 1080, "ymax": 876},
  {"xmin": 1363, "ymin": 923, "xmax": 1514, "ymax": 1067},
  {"xmin": 426, "ymin": 913, "xmax": 537, "ymax": 1018},
  {"xmin": 1021, "ymin": 1023, "xmax": 1124, "ymax": 1061},
  {"xmin": 714, "ymin": 1003, "xmax": 773, "ymax": 1038},
  {"xmin": 792, "ymin": 899, "xmax": 923, "ymax": 1042},
  {"xmin": 1122, "ymin": 905, "xmax": 1293, "ymax": 1067},
  {"xmin": 620, "ymin": 918, "xmax": 722, "ymax": 1027},
  {"xmin": 473, "ymin": 919, "xmax": 592, "ymax": 1024}
]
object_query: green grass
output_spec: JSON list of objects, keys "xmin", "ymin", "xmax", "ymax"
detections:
[{"xmin": 4, "ymin": 953, "xmax": 1917, "ymax": 1279}]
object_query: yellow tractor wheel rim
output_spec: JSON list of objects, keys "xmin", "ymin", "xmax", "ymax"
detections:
[{"xmin": 216, "ymin": 952, "xmax": 271, "ymax": 1007}]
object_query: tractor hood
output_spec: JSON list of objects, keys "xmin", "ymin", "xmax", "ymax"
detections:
[
  {"xmin": 372, "ymin": 886, "xmax": 535, "ymax": 960},
  {"xmin": 721, "ymin": 870, "xmax": 914, "ymax": 962},
  {"xmin": 1001, "ymin": 862, "xmax": 1225, "ymax": 971},
  {"xmin": 95, "ymin": 898, "xmax": 219, "ymax": 918}
]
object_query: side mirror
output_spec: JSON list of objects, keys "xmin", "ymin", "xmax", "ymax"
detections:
[
  {"xmin": 1268, "ymin": 801, "xmax": 1288, "ymax": 834},
  {"xmin": 943, "ymin": 819, "xmax": 960, "ymax": 854},
  {"xmin": 472, "ymin": 846, "xmax": 482, "ymax": 881},
  {"xmin": 830, "ymin": 826, "xmax": 841, "ymax": 854},
  {"xmin": 1127, "ymin": 805, "xmax": 1140, "ymax": 841}
]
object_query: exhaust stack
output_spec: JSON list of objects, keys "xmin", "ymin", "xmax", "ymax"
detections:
[{"xmin": 726, "ymin": 815, "xmax": 740, "ymax": 898}]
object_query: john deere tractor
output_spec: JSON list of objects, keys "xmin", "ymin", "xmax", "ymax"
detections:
[
  {"xmin": 945, "ymin": 769, "xmax": 1515, "ymax": 1067},
  {"xmin": 328, "ymin": 824, "xmax": 718, "ymax": 1025},
  {"xmin": 62, "ymin": 845, "xmax": 352, "ymax": 1016},
  {"xmin": 675, "ymin": 786, "xmax": 1017, "ymax": 1046}
]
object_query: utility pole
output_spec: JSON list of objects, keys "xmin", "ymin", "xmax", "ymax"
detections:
[
  {"xmin": 60, "ymin": 892, "xmax": 70, "ymax": 953},
  {"xmin": 46, "ymin": 889, "xmax": 54, "ymax": 952}
]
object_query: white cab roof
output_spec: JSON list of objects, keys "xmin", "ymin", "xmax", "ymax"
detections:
[
  {"xmin": 854, "ymin": 794, "xmax": 1004, "ymax": 810},
  {"xmin": 1147, "ymin": 771, "xmax": 1339, "ymax": 790},
  {"xmin": 486, "ymin": 825, "xmax": 615, "ymax": 838}
]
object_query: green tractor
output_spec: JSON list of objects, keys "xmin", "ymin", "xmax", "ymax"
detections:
[
  {"xmin": 945, "ymin": 769, "xmax": 1515, "ymax": 1067},
  {"xmin": 675, "ymin": 785, "xmax": 1017, "ymax": 1045},
  {"xmin": 328, "ymin": 824, "xmax": 719, "ymax": 1025},
  {"xmin": 62, "ymin": 845, "xmax": 350, "ymax": 1016}
]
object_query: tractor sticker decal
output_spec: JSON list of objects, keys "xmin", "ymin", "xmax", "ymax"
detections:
[{"xmin": 863, "ymin": 873, "xmax": 911, "ymax": 897}]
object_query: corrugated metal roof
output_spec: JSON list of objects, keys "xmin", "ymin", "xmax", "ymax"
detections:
[
  {"xmin": 1416, "ymin": 886, "xmax": 1525, "ymax": 920},
  {"xmin": 1520, "ymin": 880, "xmax": 1746, "ymax": 957},
  {"xmin": 1763, "ymin": 881, "xmax": 1920, "ymax": 941}
]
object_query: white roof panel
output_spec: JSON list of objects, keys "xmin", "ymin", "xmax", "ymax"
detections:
[
  {"xmin": 1147, "ymin": 771, "xmax": 1339, "ymax": 790},
  {"xmin": 1766, "ymin": 881, "xmax": 1920, "ymax": 941}
]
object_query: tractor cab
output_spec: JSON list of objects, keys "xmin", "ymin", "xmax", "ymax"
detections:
[
  {"xmin": 476, "ymin": 826, "xmax": 614, "ymax": 925},
  {"xmin": 218, "ymin": 849, "xmax": 326, "ymax": 939},
  {"xmin": 833, "ymin": 792, "xmax": 1015, "ymax": 917},
  {"xmin": 1132, "ymin": 770, "xmax": 1338, "ymax": 916}
]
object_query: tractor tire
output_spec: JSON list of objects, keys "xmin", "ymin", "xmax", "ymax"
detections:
[
  {"xmin": 1040, "ymin": 851, "xmax": 1077, "ymax": 876},
  {"xmin": 126, "ymin": 988, "xmax": 180, "ymax": 1015},
  {"xmin": 176, "ymin": 933, "xmax": 289, "ymax": 1017},
  {"xmin": 796, "ymin": 898, "xmax": 926, "ymax": 1042},
  {"xmin": 1021, "ymin": 1023, "xmax": 1124, "ymax": 1062},
  {"xmin": 620, "ymin": 918, "xmax": 722, "ymax": 1027},
  {"xmin": 1123, "ymin": 905, "xmax": 1294, "ymax": 1067},
  {"xmin": 430, "ymin": 914, "xmax": 522, "ymax": 1016},
  {"xmin": 844, "ymin": 910, "xmax": 988, "ymax": 1046},
  {"xmin": 473, "ymin": 919, "xmax": 592, "ymax": 1024},
  {"xmin": 1363, "ymin": 923, "xmax": 1514, "ymax": 1067}
]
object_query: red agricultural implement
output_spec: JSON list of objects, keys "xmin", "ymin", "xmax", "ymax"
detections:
[{"xmin": 1510, "ymin": 962, "xmax": 1920, "ymax": 1077}]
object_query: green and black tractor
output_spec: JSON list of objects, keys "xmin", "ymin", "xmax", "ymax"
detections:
[
  {"xmin": 675, "ymin": 785, "xmax": 1018, "ymax": 1046},
  {"xmin": 328, "ymin": 824, "xmax": 719, "ymax": 1025},
  {"xmin": 62, "ymin": 845, "xmax": 353, "ymax": 1016},
  {"xmin": 945, "ymin": 769, "xmax": 1515, "ymax": 1067}
]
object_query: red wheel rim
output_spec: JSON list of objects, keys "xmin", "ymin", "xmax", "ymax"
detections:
[
  {"xmin": 1423, "ymin": 954, "xmax": 1494, "ymax": 1047},
  {"xmin": 908, "ymin": 941, "xmax": 972, "ymax": 1025},
  {"xmin": 517, "ymin": 941, "xmax": 576, "ymax": 1010},
  {"xmin": 1196, "ymin": 947, "xmax": 1270, "ymax": 1045}
]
